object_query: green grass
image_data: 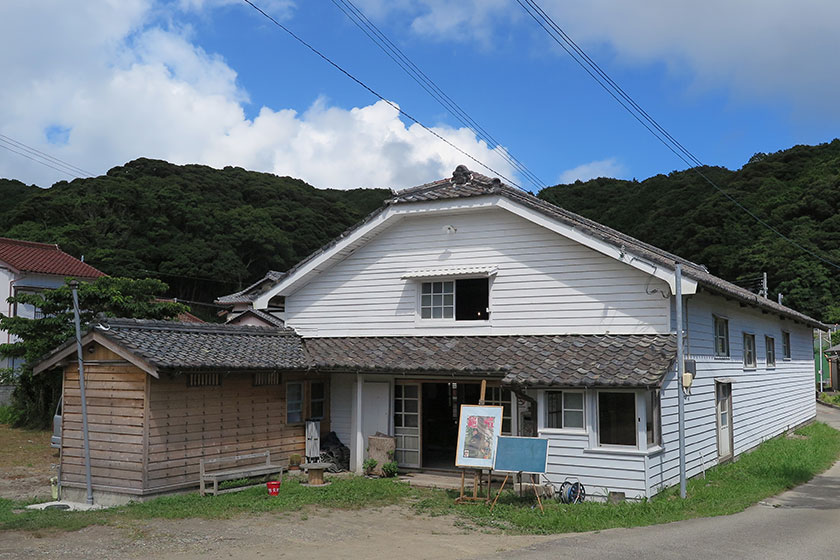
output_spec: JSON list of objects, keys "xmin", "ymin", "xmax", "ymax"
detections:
[
  {"xmin": 1, "ymin": 422, "xmax": 838, "ymax": 535},
  {"xmin": 0, "ymin": 475, "xmax": 417, "ymax": 532},
  {"xmin": 818, "ymin": 392, "xmax": 840, "ymax": 406},
  {"xmin": 416, "ymin": 422, "xmax": 840, "ymax": 533}
]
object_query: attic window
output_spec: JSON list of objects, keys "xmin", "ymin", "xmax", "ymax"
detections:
[
  {"xmin": 253, "ymin": 371, "xmax": 281, "ymax": 386},
  {"xmin": 420, "ymin": 278, "xmax": 489, "ymax": 321},
  {"xmin": 187, "ymin": 372, "xmax": 221, "ymax": 387}
]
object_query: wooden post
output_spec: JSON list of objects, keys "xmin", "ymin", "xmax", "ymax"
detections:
[
  {"xmin": 479, "ymin": 380, "xmax": 487, "ymax": 405},
  {"xmin": 490, "ymin": 474, "xmax": 509, "ymax": 512}
]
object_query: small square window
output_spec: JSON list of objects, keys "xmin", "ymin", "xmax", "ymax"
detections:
[
  {"xmin": 765, "ymin": 336, "xmax": 776, "ymax": 368},
  {"xmin": 545, "ymin": 390, "xmax": 586, "ymax": 430},
  {"xmin": 743, "ymin": 333, "xmax": 756, "ymax": 369}
]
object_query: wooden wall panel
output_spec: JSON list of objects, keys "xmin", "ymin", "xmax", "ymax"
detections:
[
  {"xmin": 60, "ymin": 359, "xmax": 146, "ymax": 493},
  {"xmin": 145, "ymin": 372, "xmax": 326, "ymax": 491}
]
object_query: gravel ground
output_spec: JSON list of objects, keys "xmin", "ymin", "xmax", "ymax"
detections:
[{"xmin": 2, "ymin": 505, "xmax": 556, "ymax": 560}]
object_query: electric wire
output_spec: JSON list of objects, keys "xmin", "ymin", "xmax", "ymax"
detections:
[
  {"xmin": 0, "ymin": 141, "xmax": 80, "ymax": 179},
  {"xmin": 0, "ymin": 133, "xmax": 94, "ymax": 178},
  {"xmin": 330, "ymin": 0, "xmax": 546, "ymax": 190},
  {"xmin": 518, "ymin": 0, "xmax": 840, "ymax": 272},
  {"xmin": 240, "ymin": 0, "xmax": 523, "ymax": 190}
]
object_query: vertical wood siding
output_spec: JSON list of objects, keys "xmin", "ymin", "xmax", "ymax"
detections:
[
  {"xmin": 145, "ymin": 373, "xmax": 321, "ymax": 491},
  {"xmin": 648, "ymin": 292, "xmax": 815, "ymax": 495},
  {"xmin": 60, "ymin": 346, "xmax": 146, "ymax": 492},
  {"xmin": 286, "ymin": 208, "xmax": 671, "ymax": 337}
]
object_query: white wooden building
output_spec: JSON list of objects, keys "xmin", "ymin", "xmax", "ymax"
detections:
[{"xmin": 225, "ymin": 165, "xmax": 822, "ymax": 500}]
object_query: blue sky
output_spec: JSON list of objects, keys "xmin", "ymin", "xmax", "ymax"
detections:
[{"xmin": 1, "ymin": 0, "xmax": 839, "ymax": 191}]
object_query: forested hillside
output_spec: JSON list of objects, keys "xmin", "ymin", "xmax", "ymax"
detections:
[
  {"xmin": 539, "ymin": 140, "xmax": 840, "ymax": 322},
  {"xmin": 1, "ymin": 141, "xmax": 838, "ymax": 322},
  {"xmin": 0, "ymin": 159, "xmax": 389, "ymax": 307}
]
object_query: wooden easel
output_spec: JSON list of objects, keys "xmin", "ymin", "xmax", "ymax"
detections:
[
  {"xmin": 489, "ymin": 471, "xmax": 544, "ymax": 512},
  {"xmin": 456, "ymin": 381, "xmax": 491, "ymax": 505},
  {"xmin": 455, "ymin": 468, "xmax": 490, "ymax": 504}
]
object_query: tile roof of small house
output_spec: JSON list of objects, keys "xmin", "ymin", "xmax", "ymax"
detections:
[
  {"xmin": 0, "ymin": 237, "xmax": 104, "ymax": 278},
  {"xmin": 304, "ymin": 334, "xmax": 677, "ymax": 388},
  {"xmin": 229, "ymin": 308, "xmax": 285, "ymax": 327},
  {"xmin": 98, "ymin": 318, "xmax": 305, "ymax": 372},
  {"xmin": 215, "ymin": 270, "xmax": 286, "ymax": 304},
  {"xmin": 33, "ymin": 318, "xmax": 306, "ymax": 376}
]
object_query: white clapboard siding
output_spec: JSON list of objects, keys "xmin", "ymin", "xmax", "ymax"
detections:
[
  {"xmin": 286, "ymin": 208, "xmax": 671, "ymax": 337},
  {"xmin": 541, "ymin": 431, "xmax": 648, "ymax": 500},
  {"xmin": 647, "ymin": 292, "xmax": 815, "ymax": 496}
]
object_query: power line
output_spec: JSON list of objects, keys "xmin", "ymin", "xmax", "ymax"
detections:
[
  {"xmin": 518, "ymin": 0, "xmax": 840, "ymax": 272},
  {"xmin": 240, "ymin": 0, "xmax": 524, "ymax": 190},
  {"xmin": 330, "ymin": 0, "xmax": 546, "ymax": 191},
  {"xmin": 0, "ymin": 133, "xmax": 94, "ymax": 178}
]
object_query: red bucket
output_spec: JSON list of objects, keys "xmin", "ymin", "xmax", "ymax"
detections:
[{"xmin": 266, "ymin": 481, "xmax": 281, "ymax": 496}]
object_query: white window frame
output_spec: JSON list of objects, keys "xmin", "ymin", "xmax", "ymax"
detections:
[
  {"xmin": 417, "ymin": 277, "xmax": 491, "ymax": 322},
  {"xmin": 765, "ymin": 336, "xmax": 776, "ymax": 368},
  {"xmin": 596, "ymin": 390, "xmax": 638, "ymax": 448},
  {"xmin": 286, "ymin": 381, "xmax": 304, "ymax": 424},
  {"xmin": 743, "ymin": 333, "xmax": 757, "ymax": 369},
  {"xmin": 544, "ymin": 390, "xmax": 585, "ymax": 432},
  {"xmin": 420, "ymin": 280, "xmax": 455, "ymax": 319},
  {"xmin": 782, "ymin": 331, "xmax": 791, "ymax": 360},
  {"xmin": 713, "ymin": 315, "xmax": 730, "ymax": 358}
]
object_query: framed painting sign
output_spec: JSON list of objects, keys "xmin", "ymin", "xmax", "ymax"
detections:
[{"xmin": 455, "ymin": 404, "xmax": 504, "ymax": 469}]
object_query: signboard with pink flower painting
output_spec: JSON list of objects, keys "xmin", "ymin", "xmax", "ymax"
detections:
[{"xmin": 454, "ymin": 404, "xmax": 504, "ymax": 469}]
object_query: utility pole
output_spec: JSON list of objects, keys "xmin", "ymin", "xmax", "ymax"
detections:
[{"xmin": 69, "ymin": 280, "xmax": 93, "ymax": 505}]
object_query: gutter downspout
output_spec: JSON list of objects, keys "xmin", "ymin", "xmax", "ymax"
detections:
[{"xmin": 676, "ymin": 264, "xmax": 687, "ymax": 499}]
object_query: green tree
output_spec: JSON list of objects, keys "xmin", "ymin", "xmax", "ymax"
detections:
[{"xmin": 0, "ymin": 277, "xmax": 187, "ymax": 428}]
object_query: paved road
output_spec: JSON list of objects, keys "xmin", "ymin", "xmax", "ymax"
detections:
[{"xmin": 486, "ymin": 404, "xmax": 840, "ymax": 560}]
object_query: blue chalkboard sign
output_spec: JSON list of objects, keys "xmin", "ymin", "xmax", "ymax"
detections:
[{"xmin": 493, "ymin": 436, "xmax": 548, "ymax": 474}]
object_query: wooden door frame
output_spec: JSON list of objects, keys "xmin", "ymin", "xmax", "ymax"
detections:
[{"xmin": 715, "ymin": 380, "xmax": 734, "ymax": 463}]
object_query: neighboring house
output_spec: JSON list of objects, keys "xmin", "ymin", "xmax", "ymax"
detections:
[
  {"xmin": 824, "ymin": 343, "xmax": 840, "ymax": 390},
  {"xmin": 0, "ymin": 237, "xmax": 104, "ymax": 370},
  {"xmin": 38, "ymin": 166, "xmax": 823, "ymax": 503},
  {"xmin": 215, "ymin": 270, "xmax": 286, "ymax": 327}
]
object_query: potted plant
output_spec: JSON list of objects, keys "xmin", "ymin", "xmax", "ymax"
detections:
[
  {"xmin": 362, "ymin": 457, "xmax": 377, "ymax": 477},
  {"xmin": 289, "ymin": 453, "xmax": 302, "ymax": 471}
]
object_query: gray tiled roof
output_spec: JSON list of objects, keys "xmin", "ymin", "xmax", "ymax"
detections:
[
  {"xmin": 215, "ymin": 270, "xmax": 287, "ymax": 304},
  {"xmin": 230, "ymin": 308, "xmax": 285, "ymax": 327},
  {"xmin": 98, "ymin": 318, "xmax": 306, "ymax": 372},
  {"xmin": 390, "ymin": 166, "xmax": 826, "ymax": 329},
  {"xmin": 304, "ymin": 334, "xmax": 677, "ymax": 388}
]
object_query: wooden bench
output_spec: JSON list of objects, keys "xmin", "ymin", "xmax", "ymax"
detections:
[{"xmin": 199, "ymin": 451, "xmax": 286, "ymax": 496}]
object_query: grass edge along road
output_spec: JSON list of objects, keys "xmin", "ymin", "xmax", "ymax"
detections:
[{"xmin": 1, "ymin": 422, "xmax": 838, "ymax": 535}]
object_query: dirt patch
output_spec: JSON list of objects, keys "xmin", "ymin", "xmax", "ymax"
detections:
[
  {"xmin": 2, "ymin": 505, "xmax": 555, "ymax": 559},
  {"xmin": 0, "ymin": 424, "xmax": 56, "ymax": 501}
]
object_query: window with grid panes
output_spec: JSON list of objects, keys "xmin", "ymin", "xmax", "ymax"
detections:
[
  {"xmin": 714, "ymin": 316, "xmax": 730, "ymax": 357},
  {"xmin": 484, "ymin": 386, "xmax": 512, "ymax": 434},
  {"xmin": 743, "ymin": 333, "xmax": 756, "ymax": 368},
  {"xmin": 765, "ymin": 336, "xmax": 776, "ymax": 367},
  {"xmin": 545, "ymin": 391, "xmax": 584, "ymax": 429}
]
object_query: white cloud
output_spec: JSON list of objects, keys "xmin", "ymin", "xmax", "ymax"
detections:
[
  {"xmin": 558, "ymin": 158, "xmax": 625, "ymax": 184},
  {"xmin": 355, "ymin": 1, "xmax": 840, "ymax": 117},
  {"xmin": 0, "ymin": 1, "xmax": 512, "ymax": 189}
]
